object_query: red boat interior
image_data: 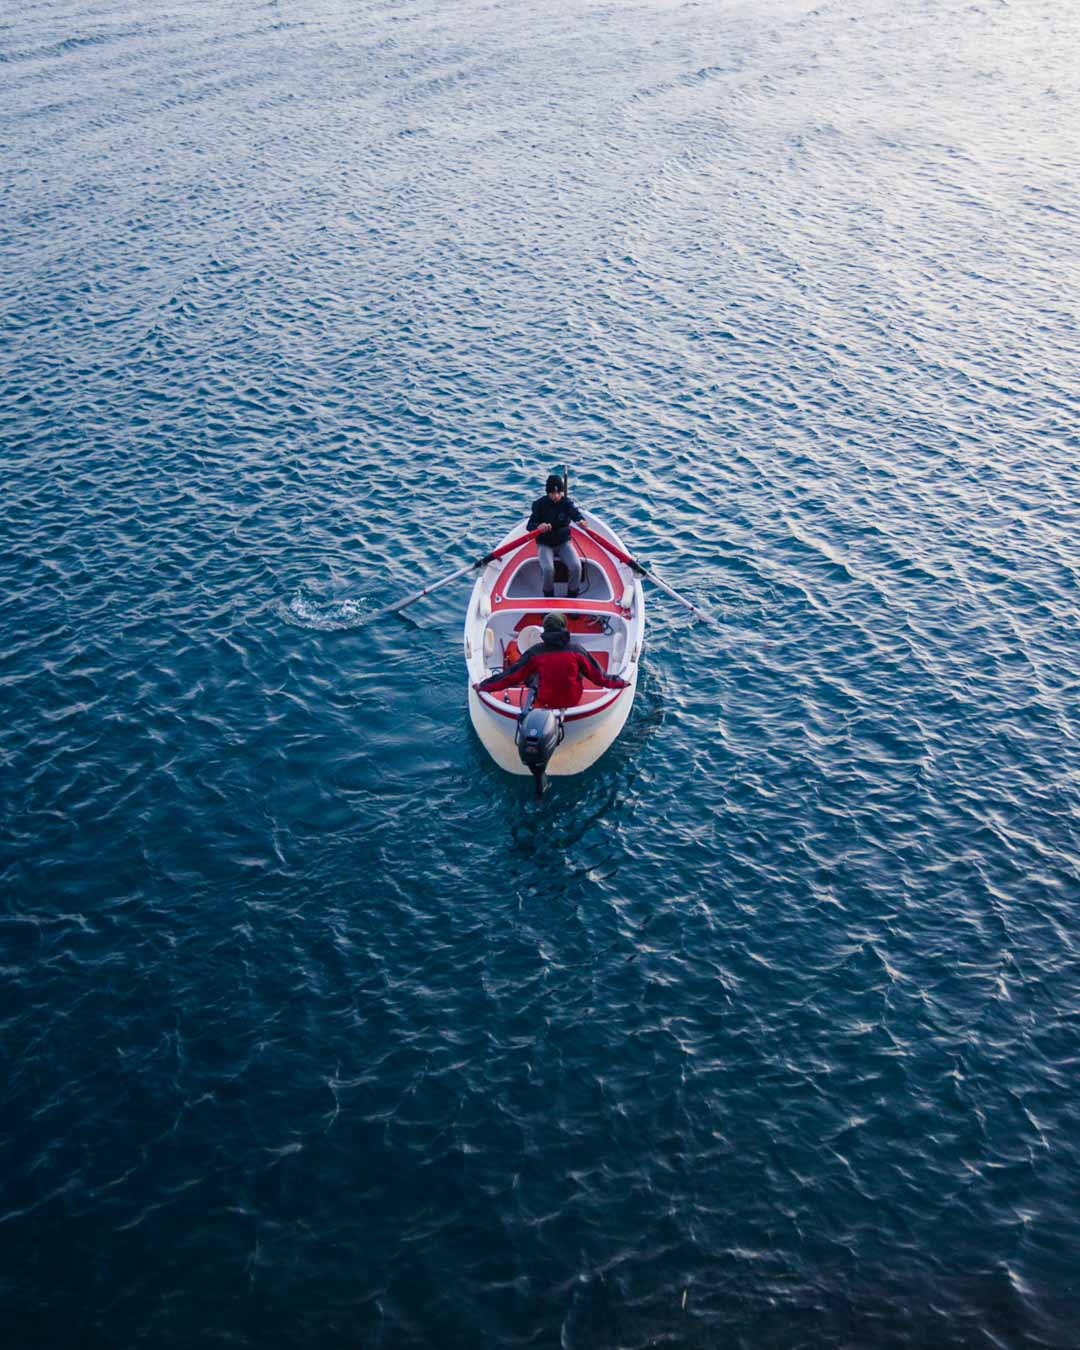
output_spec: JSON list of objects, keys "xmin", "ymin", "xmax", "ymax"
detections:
[
  {"xmin": 489, "ymin": 528, "xmax": 627, "ymax": 612},
  {"xmin": 477, "ymin": 526, "xmax": 632, "ymax": 709}
]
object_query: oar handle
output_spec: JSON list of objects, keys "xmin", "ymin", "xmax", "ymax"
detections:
[{"xmin": 479, "ymin": 526, "xmax": 545, "ymax": 566}]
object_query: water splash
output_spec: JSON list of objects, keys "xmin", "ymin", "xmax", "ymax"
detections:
[{"xmin": 280, "ymin": 583, "xmax": 369, "ymax": 631}]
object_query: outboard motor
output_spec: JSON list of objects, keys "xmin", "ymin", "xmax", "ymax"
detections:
[{"xmin": 516, "ymin": 707, "xmax": 564, "ymax": 797}]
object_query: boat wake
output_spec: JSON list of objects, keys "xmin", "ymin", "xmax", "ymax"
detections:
[{"xmin": 280, "ymin": 583, "xmax": 368, "ymax": 631}]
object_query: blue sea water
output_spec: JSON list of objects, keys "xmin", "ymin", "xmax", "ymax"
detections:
[{"xmin": 2, "ymin": 0, "xmax": 1080, "ymax": 1345}]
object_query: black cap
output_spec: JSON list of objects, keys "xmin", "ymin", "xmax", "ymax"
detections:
[{"xmin": 545, "ymin": 474, "xmax": 565, "ymax": 494}]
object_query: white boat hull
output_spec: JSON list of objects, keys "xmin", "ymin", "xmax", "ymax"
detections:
[
  {"xmin": 464, "ymin": 514, "xmax": 645, "ymax": 778},
  {"xmin": 467, "ymin": 676, "xmax": 637, "ymax": 776}
]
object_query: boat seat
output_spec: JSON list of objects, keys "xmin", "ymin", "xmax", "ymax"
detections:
[
  {"xmin": 503, "ymin": 558, "xmax": 613, "ymax": 601},
  {"xmin": 514, "ymin": 613, "xmax": 608, "ymax": 634}
]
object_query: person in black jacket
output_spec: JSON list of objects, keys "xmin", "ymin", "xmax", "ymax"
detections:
[{"xmin": 528, "ymin": 474, "xmax": 585, "ymax": 598}]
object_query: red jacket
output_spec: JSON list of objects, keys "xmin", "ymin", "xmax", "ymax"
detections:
[{"xmin": 479, "ymin": 638, "xmax": 628, "ymax": 708}]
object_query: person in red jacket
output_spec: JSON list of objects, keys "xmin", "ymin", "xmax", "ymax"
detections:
[{"xmin": 474, "ymin": 613, "xmax": 629, "ymax": 709}]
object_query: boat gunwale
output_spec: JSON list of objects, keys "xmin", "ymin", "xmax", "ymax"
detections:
[
  {"xmin": 474, "ymin": 685, "xmax": 627, "ymax": 721},
  {"xmin": 465, "ymin": 511, "xmax": 645, "ymax": 767}
]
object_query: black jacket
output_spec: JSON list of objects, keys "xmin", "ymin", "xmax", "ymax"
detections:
[{"xmin": 527, "ymin": 494, "xmax": 584, "ymax": 547}]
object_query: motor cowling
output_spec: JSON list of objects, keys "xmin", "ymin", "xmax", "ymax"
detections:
[{"xmin": 516, "ymin": 708, "xmax": 562, "ymax": 772}]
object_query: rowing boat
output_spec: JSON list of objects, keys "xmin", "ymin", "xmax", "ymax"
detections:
[{"xmin": 464, "ymin": 513, "xmax": 645, "ymax": 786}]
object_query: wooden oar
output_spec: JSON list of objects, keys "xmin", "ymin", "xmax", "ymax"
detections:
[
  {"xmin": 371, "ymin": 527, "xmax": 545, "ymax": 622},
  {"xmin": 577, "ymin": 520, "xmax": 717, "ymax": 625}
]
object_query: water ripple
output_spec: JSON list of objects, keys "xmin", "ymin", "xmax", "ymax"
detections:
[{"xmin": 3, "ymin": 0, "xmax": 1080, "ymax": 1346}]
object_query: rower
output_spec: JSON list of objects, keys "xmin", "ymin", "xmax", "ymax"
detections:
[{"xmin": 528, "ymin": 474, "xmax": 585, "ymax": 598}]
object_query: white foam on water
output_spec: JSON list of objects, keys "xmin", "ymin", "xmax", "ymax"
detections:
[{"xmin": 280, "ymin": 588, "xmax": 368, "ymax": 632}]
